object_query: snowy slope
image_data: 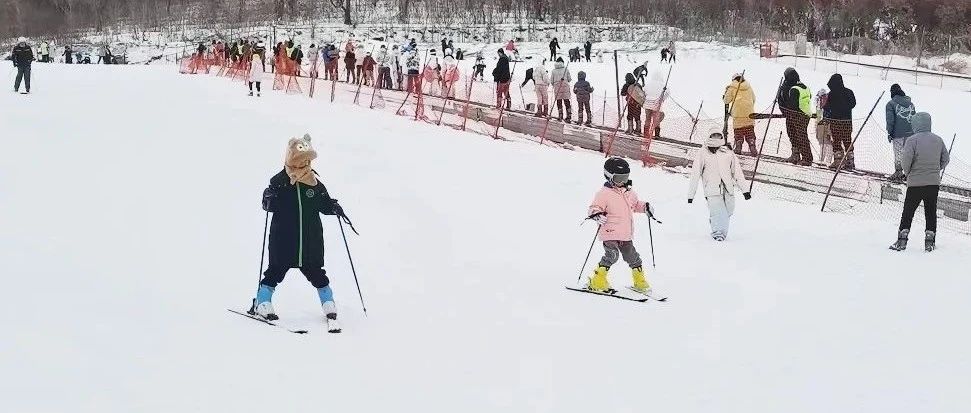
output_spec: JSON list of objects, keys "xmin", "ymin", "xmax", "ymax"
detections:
[{"xmin": 2, "ymin": 64, "xmax": 971, "ymax": 412}]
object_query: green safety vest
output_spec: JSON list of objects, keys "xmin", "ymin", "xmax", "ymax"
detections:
[{"xmin": 791, "ymin": 84, "xmax": 811, "ymax": 115}]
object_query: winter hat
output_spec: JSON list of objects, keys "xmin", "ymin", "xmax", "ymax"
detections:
[
  {"xmin": 18, "ymin": 37, "xmax": 27, "ymax": 43},
  {"xmin": 890, "ymin": 84, "xmax": 906, "ymax": 98},
  {"xmin": 911, "ymin": 112, "xmax": 932, "ymax": 134},
  {"xmin": 827, "ymin": 73, "xmax": 845, "ymax": 90},
  {"xmin": 705, "ymin": 129, "xmax": 725, "ymax": 148},
  {"xmin": 578, "ymin": 71, "xmax": 587, "ymax": 80},
  {"xmin": 285, "ymin": 134, "xmax": 318, "ymax": 186},
  {"xmin": 732, "ymin": 73, "xmax": 743, "ymax": 81}
]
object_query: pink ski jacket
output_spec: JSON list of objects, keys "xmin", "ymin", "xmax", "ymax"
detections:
[{"xmin": 588, "ymin": 185, "xmax": 647, "ymax": 242}]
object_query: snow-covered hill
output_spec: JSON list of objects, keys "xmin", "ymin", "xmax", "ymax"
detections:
[{"xmin": 2, "ymin": 63, "xmax": 970, "ymax": 412}]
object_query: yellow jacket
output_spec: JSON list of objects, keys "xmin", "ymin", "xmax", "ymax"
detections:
[{"xmin": 723, "ymin": 79, "xmax": 755, "ymax": 128}]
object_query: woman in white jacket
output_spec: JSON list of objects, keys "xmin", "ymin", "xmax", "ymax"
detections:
[
  {"xmin": 533, "ymin": 58, "xmax": 550, "ymax": 117},
  {"xmin": 687, "ymin": 130, "xmax": 752, "ymax": 241},
  {"xmin": 247, "ymin": 53, "xmax": 265, "ymax": 97}
]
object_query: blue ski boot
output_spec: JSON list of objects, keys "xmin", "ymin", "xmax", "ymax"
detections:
[
  {"xmin": 318, "ymin": 286, "xmax": 341, "ymax": 333},
  {"xmin": 249, "ymin": 285, "xmax": 278, "ymax": 321}
]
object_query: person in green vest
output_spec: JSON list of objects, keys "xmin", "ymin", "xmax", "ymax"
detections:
[{"xmin": 776, "ymin": 67, "xmax": 814, "ymax": 166}]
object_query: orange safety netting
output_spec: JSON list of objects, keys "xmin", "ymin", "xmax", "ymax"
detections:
[{"xmin": 180, "ymin": 58, "xmax": 971, "ymax": 235}]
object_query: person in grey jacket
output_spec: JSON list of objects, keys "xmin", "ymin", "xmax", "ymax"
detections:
[
  {"xmin": 890, "ymin": 112, "xmax": 949, "ymax": 252},
  {"xmin": 885, "ymin": 84, "xmax": 916, "ymax": 182},
  {"xmin": 573, "ymin": 71, "xmax": 594, "ymax": 126}
]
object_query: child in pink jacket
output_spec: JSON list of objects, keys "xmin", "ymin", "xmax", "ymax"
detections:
[{"xmin": 586, "ymin": 157, "xmax": 654, "ymax": 294}]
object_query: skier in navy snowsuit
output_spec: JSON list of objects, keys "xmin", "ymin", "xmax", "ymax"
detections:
[{"xmin": 252, "ymin": 134, "xmax": 345, "ymax": 332}]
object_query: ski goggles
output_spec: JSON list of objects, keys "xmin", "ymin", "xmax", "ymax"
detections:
[{"xmin": 606, "ymin": 172, "xmax": 630, "ymax": 186}]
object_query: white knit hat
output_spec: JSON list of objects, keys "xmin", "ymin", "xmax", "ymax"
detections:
[{"xmin": 705, "ymin": 129, "xmax": 725, "ymax": 148}]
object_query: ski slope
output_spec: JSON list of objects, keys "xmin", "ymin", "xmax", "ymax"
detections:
[{"xmin": 2, "ymin": 64, "xmax": 971, "ymax": 412}]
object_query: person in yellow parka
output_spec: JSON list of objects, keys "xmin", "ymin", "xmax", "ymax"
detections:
[{"xmin": 723, "ymin": 73, "xmax": 758, "ymax": 156}]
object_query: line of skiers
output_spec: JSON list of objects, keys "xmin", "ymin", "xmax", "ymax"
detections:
[{"xmin": 720, "ymin": 67, "xmax": 921, "ymax": 179}]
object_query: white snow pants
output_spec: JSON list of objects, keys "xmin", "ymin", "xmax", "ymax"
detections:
[{"xmin": 706, "ymin": 193, "xmax": 736, "ymax": 239}]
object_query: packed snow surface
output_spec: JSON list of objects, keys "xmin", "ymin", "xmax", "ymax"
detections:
[{"xmin": 2, "ymin": 63, "xmax": 970, "ymax": 412}]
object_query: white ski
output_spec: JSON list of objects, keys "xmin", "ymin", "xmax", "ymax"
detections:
[{"xmin": 625, "ymin": 287, "xmax": 668, "ymax": 301}]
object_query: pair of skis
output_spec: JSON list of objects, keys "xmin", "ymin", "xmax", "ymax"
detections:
[
  {"xmin": 227, "ymin": 308, "xmax": 341, "ymax": 334},
  {"xmin": 565, "ymin": 286, "xmax": 667, "ymax": 303}
]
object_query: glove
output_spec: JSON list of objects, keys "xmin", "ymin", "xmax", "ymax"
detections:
[
  {"xmin": 261, "ymin": 187, "xmax": 278, "ymax": 212},
  {"xmin": 743, "ymin": 192, "xmax": 752, "ymax": 200},
  {"xmin": 645, "ymin": 202, "xmax": 655, "ymax": 218},
  {"xmin": 329, "ymin": 199, "xmax": 345, "ymax": 217},
  {"xmin": 688, "ymin": 198, "xmax": 693, "ymax": 204},
  {"xmin": 588, "ymin": 211, "xmax": 607, "ymax": 225}
]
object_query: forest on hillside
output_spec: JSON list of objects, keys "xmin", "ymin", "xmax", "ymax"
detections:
[{"xmin": 3, "ymin": 0, "xmax": 969, "ymax": 51}]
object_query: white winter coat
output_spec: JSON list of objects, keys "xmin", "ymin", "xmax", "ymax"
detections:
[
  {"xmin": 644, "ymin": 70, "xmax": 666, "ymax": 103},
  {"xmin": 355, "ymin": 46, "xmax": 366, "ymax": 65},
  {"xmin": 550, "ymin": 61, "xmax": 572, "ymax": 100},
  {"xmin": 375, "ymin": 48, "xmax": 389, "ymax": 67},
  {"xmin": 687, "ymin": 146, "xmax": 749, "ymax": 199},
  {"xmin": 533, "ymin": 63, "xmax": 549, "ymax": 87},
  {"xmin": 248, "ymin": 57, "xmax": 266, "ymax": 83}
]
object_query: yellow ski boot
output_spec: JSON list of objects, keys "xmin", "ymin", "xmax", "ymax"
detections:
[
  {"xmin": 631, "ymin": 267, "xmax": 651, "ymax": 294},
  {"xmin": 587, "ymin": 266, "xmax": 612, "ymax": 293}
]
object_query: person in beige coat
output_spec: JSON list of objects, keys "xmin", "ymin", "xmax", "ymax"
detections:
[{"xmin": 687, "ymin": 130, "xmax": 752, "ymax": 241}]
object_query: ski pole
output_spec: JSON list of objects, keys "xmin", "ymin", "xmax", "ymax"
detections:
[
  {"xmin": 250, "ymin": 210, "xmax": 269, "ymax": 312},
  {"xmin": 647, "ymin": 215, "xmax": 656, "ymax": 268},
  {"xmin": 821, "ymin": 91, "xmax": 885, "ymax": 212},
  {"xmin": 338, "ymin": 217, "xmax": 367, "ymax": 315},
  {"xmin": 575, "ymin": 225, "xmax": 601, "ymax": 284},
  {"xmin": 256, "ymin": 211, "xmax": 269, "ymax": 288}
]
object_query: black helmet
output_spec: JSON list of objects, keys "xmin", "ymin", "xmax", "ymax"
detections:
[{"xmin": 603, "ymin": 157, "xmax": 631, "ymax": 186}]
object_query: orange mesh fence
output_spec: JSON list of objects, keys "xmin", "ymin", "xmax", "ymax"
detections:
[{"xmin": 179, "ymin": 61, "xmax": 971, "ymax": 235}]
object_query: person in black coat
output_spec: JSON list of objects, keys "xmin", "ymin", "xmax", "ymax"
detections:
[
  {"xmin": 584, "ymin": 40, "xmax": 592, "ymax": 62},
  {"xmin": 291, "ymin": 45, "xmax": 304, "ymax": 68},
  {"xmin": 493, "ymin": 49, "xmax": 512, "ymax": 109},
  {"xmin": 822, "ymin": 73, "xmax": 857, "ymax": 169},
  {"xmin": 549, "ymin": 38, "xmax": 560, "ymax": 60},
  {"xmin": 11, "ymin": 37, "xmax": 34, "ymax": 94},
  {"xmin": 64, "ymin": 45, "xmax": 73, "ymax": 64},
  {"xmin": 254, "ymin": 134, "xmax": 345, "ymax": 325}
]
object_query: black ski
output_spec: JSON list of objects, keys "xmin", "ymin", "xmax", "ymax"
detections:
[
  {"xmin": 625, "ymin": 287, "xmax": 668, "ymax": 302},
  {"xmin": 565, "ymin": 286, "xmax": 649, "ymax": 302},
  {"xmin": 227, "ymin": 309, "xmax": 310, "ymax": 334}
]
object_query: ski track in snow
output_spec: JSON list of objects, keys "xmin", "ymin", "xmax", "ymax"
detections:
[{"xmin": 2, "ymin": 59, "xmax": 970, "ymax": 412}]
